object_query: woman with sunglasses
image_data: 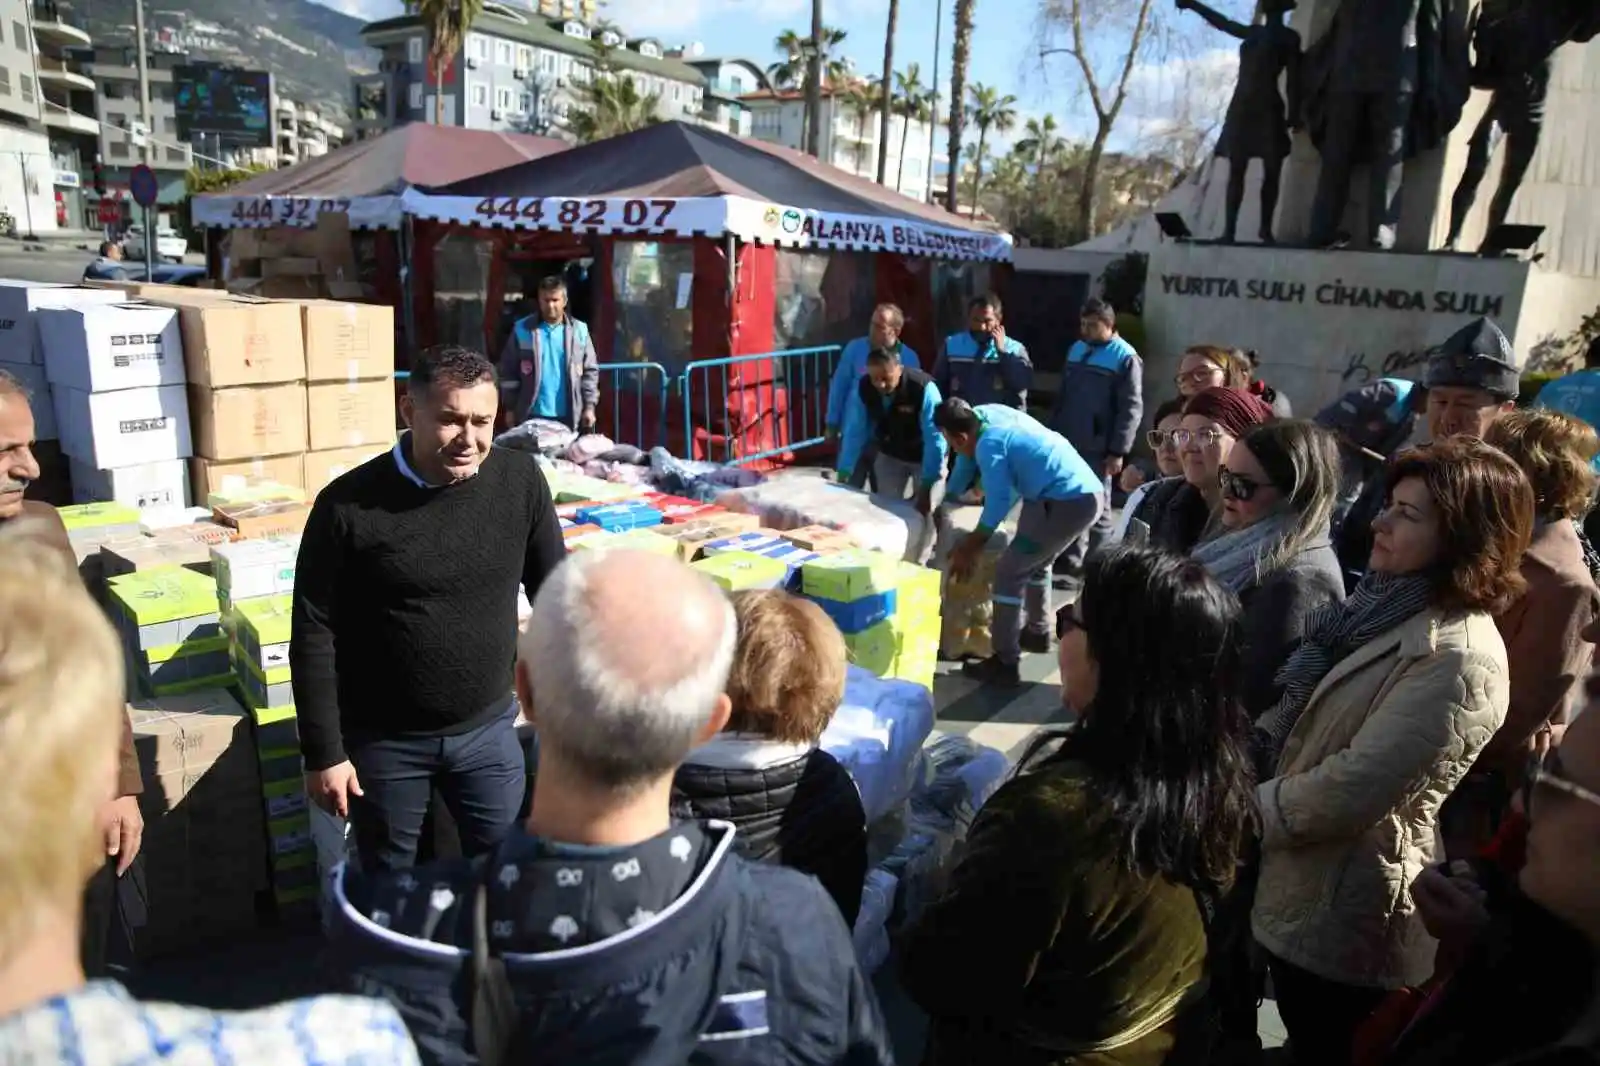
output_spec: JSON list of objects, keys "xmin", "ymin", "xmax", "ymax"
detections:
[
  {"xmin": 1112, "ymin": 397, "xmax": 1186, "ymax": 527},
  {"xmin": 899, "ymin": 544, "xmax": 1257, "ymax": 1065},
  {"xmin": 1174, "ymin": 345, "xmax": 1250, "ymax": 399},
  {"xmin": 1127, "ymin": 386, "xmax": 1276, "ymax": 554},
  {"xmin": 1252, "ymin": 437, "xmax": 1534, "ymax": 1066},
  {"xmin": 1191, "ymin": 420, "xmax": 1345, "ymax": 716}
]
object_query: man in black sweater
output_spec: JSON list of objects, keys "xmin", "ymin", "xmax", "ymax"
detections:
[{"xmin": 291, "ymin": 344, "xmax": 565, "ymax": 873}]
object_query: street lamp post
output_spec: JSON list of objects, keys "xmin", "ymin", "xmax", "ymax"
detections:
[{"xmin": 927, "ymin": 0, "xmax": 941, "ymax": 203}]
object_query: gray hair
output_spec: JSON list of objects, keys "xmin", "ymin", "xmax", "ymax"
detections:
[
  {"xmin": 874, "ymin": 303, "xmax": 905, "ymax": 330},
  {"xmin": 520, "ymin": 549, "xmax": 736, "ymax": 791},
  {"xmin": 1238, "ymin": 419, "xmax": 1342, "ymax": 577}
]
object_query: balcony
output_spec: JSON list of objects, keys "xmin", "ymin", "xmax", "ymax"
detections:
[
  {"xmin": 41, "ymin": 105, "xmax": 99, "ymax": 136},
  {"xmin": 36, "ymin": 57, "xmax": 94, "ymax": 91},
  {"xmin": 31, "ymin": 1, "xmax": 91, "ymax": 47}
]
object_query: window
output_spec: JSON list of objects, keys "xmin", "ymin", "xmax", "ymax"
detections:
[
  {"xmin": 470, "ymin": 82, "xmax": 487, "ymax": 107},
  {"xmin": 563, "ymin": 21, "xmax": 587, "ymax": 39},
  {"xmin": 162, "ymin": 115, "xmax": 176, "ymax": 133},
  {"xmin": 0, "ymin": 67, "xmax": 10, "ymax": 96},
  {"xmin": 672, "ymin": 84, "xmax": 680, "ymax": 103},
  {"xmin": 519, "ymin": 92, "xmax": 532, "ymax": 113},
  {"xmin": 19, "ymin": 74, "xmax": 32, "ymax": 103},
  {"xmin": 101, "ymin": 80, "xmax": 126, "ymax": 99},
  {"xmin": 495, "ymin": 40, "xmax": 512, "ymax": 66},
  {"xmin": 407, "ymin": 36, "xmax": 424, "ymax": 64},
  {"xmin": 166, "ymin": 146, "xmax": 186, "ymax": 163},
  {"xmin": 601, "ymin": 31, "xmax": 619, "ymax": 46},
  {"xmin": 468, "ymin": 35, "xmax": 488, "ymax": 61},
  {"xmin": 11, "ymin": 22, "xmax": 24, "ymax": 50},
  {"xmin": 516, "ymin": 46, "xmax": 532, "ymax": 69},
  {"xmin": 639, "ymin": 41, "xmax": 660, "ymax": 58},
  {"xmin": 408, "ymin": 82, "xmax": 422, "ymax": 110},
  {"xmin": 495, "ymin": 86, "xmax": 512, "ymax": 111},
  {"xmin": 109, "ymin": 140, "xmax": 128, "ymax": 158}
]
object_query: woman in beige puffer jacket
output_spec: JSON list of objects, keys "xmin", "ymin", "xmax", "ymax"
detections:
[{"xmin": 1251, "ymin": 438, "xmax": 1533, "ymax": 1066}]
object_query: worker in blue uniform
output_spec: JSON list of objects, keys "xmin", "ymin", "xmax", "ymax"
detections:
[
  {"xmin": 836, "ymin": 346, "xmax": 948, "ymax": 563},
  {"xmin": 936, "ymin": 398, "xmax": 1105, "ymax": 687},
  {"xmin": 496, "ymin": 275, "xmax": 599, "ymax": 432},
  {"xmin": 825, "ymin": 303, "xmax": 920, "ymax": 441},
  {"xmin": 931, "ymin": 293, "xmax": 1032, "ymax": 411},
  {"xmin": 1538, "ymin": 334, "xmax": 1600, "ymax": 471},
  {"xmin": 1047, "ymin": 297, "xmax": 1144, "ymax": 597}
]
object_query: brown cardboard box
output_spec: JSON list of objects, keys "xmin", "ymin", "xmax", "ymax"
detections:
[
  {"xmin": 213, "ymin": 499, "xmax": 312, "ymax": 540},
  {"xmin": 189, "ymin": 383, "xmax": 308, "ymax": 461},
  {"xmin": 780, "ymin": 525, "xmax": 858, "ymax": 552},
  {"xmin": 227, "ymin": 276, "xmax": 325, "ymax": 301},
  {"xmin": 101, "ymin": 536, "xmax": 216, "ymax": 578},
  {"xmin": 83, "ymin": 280, "xmax": 221, "ymax": 301},
  {"xmin": 141, "ymin": 292, "xmax": 307, "ymax": 387},
  {"xmin": 300, "ymin": 300, "xmax": 394, "ymax": 382},
  {"xmin": 129, "ymin": 689, "xmax": 253, "ymax": 783},
  {"xmin": 190, "ymin": 454, "xmax": 305, "ymax": 502},
  {"xmin": 562, "ymin": 522, "xmax": 602, "ymax": 541},
  {"xmin": 261, "ymin": 257, "xmax": 322, "ymax": 278},
  {"xmin": 303, "ymin": 444, "xmax": 389, "ymax": 497},
  {"xmin": 305, "ymin": 379, "xmax": 397, "ymax": 451},
  {"xmin": 654, "ymin": 517, "xmax": 767, "ymax": 561}
]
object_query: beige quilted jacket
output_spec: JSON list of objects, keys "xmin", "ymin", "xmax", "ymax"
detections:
[{"xmin": 1252, "ymin": 608, "xmax": 1509, "ymax": 990}]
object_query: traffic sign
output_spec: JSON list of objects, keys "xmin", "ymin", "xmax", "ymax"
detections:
[{"xmin": 129, "ymin": 164, "xmax": 158, "ymax": 208}]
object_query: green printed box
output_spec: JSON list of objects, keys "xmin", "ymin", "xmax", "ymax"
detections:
[
  {"xmin": 150, "ymin": 671, "xmax": 237, "ymax": 700},
  {"xmin": 268, "ymin": 813, "xmax": 312, "ymax": 861},
  {"xmin": 262, "ymin": 776, "xmax": 307, "ymax": 821},
  {"xmin": 567, "ymin": 527, "xmax": 678, "ymax": 558},
  {"xmin": 232, "ymin": 594, "xmax": 292, "ymax": 673},
  {"xmin": 690, "ymin": 550, "xmax": 790, "ymax": 592},
  {"xmin": 131, "ymin": 633, "xmax": 231, "ymax": 691},
  {"xmin": 801, "ymin": 549, "xmax": 903, "ymax": 602},
  {"xmin": 246, "ymin": 699, "xmax": 299, "ymax": 752},
  {"xmin": 236, "ymin": 651, "xmax": 293, "ymax": 710},
  {"xmin": 891, "ymin": 560, "xmax": 942, "ymax": 611},
  {"xmin": 59, "ymin": 501, "xmax": 142, "ymax": 544},
  {"xmin": 257, "ymin": 745, "xmax": 302, "ymax": 786},
  {"xmin": 844, "ymin": 620, "xmax": 898, "ymax": 677},
  {"xmin": 109, "ymin": 566, "xmax": 223, "ymax": 650}
]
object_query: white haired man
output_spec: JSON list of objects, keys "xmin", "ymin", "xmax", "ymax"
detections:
[
  {"xmin": 325, "ymin": 550, "xmax": 893, "ymax": 1066},
  {"xmin": 0, "ymin": 526, "xmax": 421, "ymax": 1063}
]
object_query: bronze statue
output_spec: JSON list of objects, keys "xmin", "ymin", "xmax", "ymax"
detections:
[
  {"xmin": 1301, "ymin": 0, "xmax": 1470, "ymax": 250},
  {"xmin": 1175, "ymin": 0, "xmax": 1302, "ymax": 245},
  {"xmin": 1445, "ymin": 0, "xmax": 1600, "ymax": 252}
]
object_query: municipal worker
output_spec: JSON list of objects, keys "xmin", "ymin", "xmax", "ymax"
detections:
[
  {"xmin": 1536, "ymin": 334, "xmax": 1600, "ymax": 466},
  {"xmin": 825, "ymin": 303, "xmax": 920, "ymax": 440},
  {"xmin": 497, "ymin": 275, "xmax": 599, "ymax": 432},
  {"xmin": 932, "ymin": 293, "xmax": 1032, "ymax": 410},
  {"xmin": 1047, "ymin": 296, "xmax": 1143, "ymax": 599},
  {"xmin": 836, "ymin": 346, "xmax": 947, "ymax": 563},
  {"xmin": 936, "ymin": 397, "xmax": 1104, "ymax": 687}
]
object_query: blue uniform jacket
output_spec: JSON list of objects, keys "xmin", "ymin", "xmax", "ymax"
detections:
[
  {"xmin": 947, "ymin": 405, "xmax": 1102, "ymax": 533},
  {"xmin": 837, "ymin": 376, "xmax": 947, "ymax": 488},
  {"xmin": 1539, "ymin": 370, "xmax": 1600, "ymax": 472},
  {"xmin": 825, "ymin": 337, "xmax": 921, "ymax": 430},
  {"xmin": 1047, "ymin": 335, "xmax": 1143, "ymax": 461},
  {"xmin": 932, "ymin": 332, "xmax": 1032, "ymax": 410}
]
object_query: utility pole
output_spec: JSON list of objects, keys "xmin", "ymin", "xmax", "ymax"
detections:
[
  {"xmin": 133, "ymin": 0, "xmax": 153, "ymax": 166},
  {"xmin": 927, "ymin": 0, "xmax": 941, "ymax": 203}
]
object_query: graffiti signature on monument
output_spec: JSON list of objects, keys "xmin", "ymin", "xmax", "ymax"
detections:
[
  {"xmin": 1158, "ymin": 274, "xmax": 1506, "ymax": 318},
  {"xmin": 1340, "ymin": 348, "xmax": 1430, "ymax": 386}
]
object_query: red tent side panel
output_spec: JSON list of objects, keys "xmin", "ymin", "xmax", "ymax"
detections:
[{"xmin": 877, "ymin": 253, "xmax": 936, "ymax": 365}]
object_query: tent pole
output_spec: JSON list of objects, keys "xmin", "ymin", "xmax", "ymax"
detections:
[{"xmin": 724, "ymin": 232, "xmax": 737, "ymax": 305}]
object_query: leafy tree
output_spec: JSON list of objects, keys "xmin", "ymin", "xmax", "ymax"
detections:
[
  {"xmin": 842, "ymin": 83, "xmax": 879, "ymax": 174},
  {"xmin": 410, "ymin": 0, "xmax": 484, "ymax": 125},
  {"xmin": 965, "ymin": 82, "xmax": 1017, "ymax": 209},
  {"xmin": 1014, "ymin": 114, "xmax": 1065, "ymax": 173},
  {"xmin": 566, "ymin": 39, "xmax": 661, "ymax": 144},
  {"xmin": 184, "ymin": 164, "xmax": 270, "ymax": 196},
  {"xmin": 768, "ymin": 24, "xmax": 848, "ymax": 153},
  {"xmin": 892, "ymin": 63, "xmax": 930, "ymax": 193}
]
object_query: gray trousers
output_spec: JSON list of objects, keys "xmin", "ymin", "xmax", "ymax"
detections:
[
  {"xmin": 1056, "ymin": 473, "xmax": 1116, "ymax": 595},
  {"xmin": 859, "ymin": 450, "xmax": 945, "ymax": 565},
  {"xmin": 993, "ymin": 493, "xmax": 1104, "ymax": 664}
]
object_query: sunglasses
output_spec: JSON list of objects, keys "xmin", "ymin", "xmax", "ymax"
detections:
[
  {"xmin": 1522, "ymin": 749, "xmax": 1600, "ymax": 818},
  {"xmin": 1171, "ymin": 427, "xmax": 1226, "ymax": 448},
  {"xmin": 1055, "ymin": 605, "xmax": 1084, "ymax": 640},
  {"xmin": 1147, "ymin": 429, "xmax": 1178, "ymax": 449},
  {"xmin": 1219, "ymin": 466, "xmax": 1267, "ymax": 502}
]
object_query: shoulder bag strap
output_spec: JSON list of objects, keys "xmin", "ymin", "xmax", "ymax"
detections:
[{"xmin": 470, "ymin": 853, "xmax": 518, "ymax": 1066}]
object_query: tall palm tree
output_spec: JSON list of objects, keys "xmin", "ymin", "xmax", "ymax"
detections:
[
  {"xmin": 415, "ymin": 0, "xmax": 484, "ymax": 125},
  {"xmin": 769, "ymin": 26, "xmax": 847, "ymax": 153},
  {"xmin": 892, "ymin": 63, "xmax": 929, "ymax": 193},
  {"xmin": 567, "ymin": 75, "xmax": 662, "ymax": 143},
  {"xmin": 965, "ymin": 82, "xmax": 1017, "ymax": 209},
  {"xmin": 943, "ymin": 0, "xmax": 975, "ymax": 211},
  {"xmin": 842, "ymin": 83, "xmax": 877, "ymax": 174},
  {"xmin": 806, "ymin": 0, "xmax": 825, "ymax": 157},
  {"xmin": 876, "ymin": 0, "xmax": 899, "ymax": 184},
  {"xmin": 1013, "ymin": 114, "xmax": 1064, "ymax": 174}
]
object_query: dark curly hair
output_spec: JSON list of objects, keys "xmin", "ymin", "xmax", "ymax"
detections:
[
  {"xmin": 1385, "ymin": 436, "xmax": 1535, "ymax": 614},
  {"xmin": 407, "ymin": 344, "xmax": 496, "ymax": 397}
]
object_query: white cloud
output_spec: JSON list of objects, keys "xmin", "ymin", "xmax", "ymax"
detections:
[
  {"xmin": 601, "ymin": 0, "xmax": 807, "ymax": 38},
  {"xmin": 312, "ymin": 0, "xmax": 397, "ymax": 18}
]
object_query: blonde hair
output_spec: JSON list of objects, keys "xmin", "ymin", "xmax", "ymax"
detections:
[
  {"xmin": 0, "ymin": 522, "xmax": 124, "ymax": 960},
  {"xmin": 1183, "ymin": 345, "xmax": 1252, "ymax": 388},
  {"xmin": 1485, "ymin": 408, "xmax": 1600, "ymax": 520},
  {"xmin": 724, "ymin": 590, "xmax": 847, "ymax": 744}
]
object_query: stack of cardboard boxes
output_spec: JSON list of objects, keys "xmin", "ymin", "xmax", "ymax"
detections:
[
  {"xmin": 301, "ymin": 300, "xmax": 397, "ymax": 493},
  {"xmin": 224, "ymin": 216, "xmax": 369, "ymax": 302}
]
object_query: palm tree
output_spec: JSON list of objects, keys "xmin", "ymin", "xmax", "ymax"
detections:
[
  {"xmin": 769, "ymin": 25, "xmax": 848, "ymax": 154},
  {"xmin": 843, "ymin": 83, "xmax": 878, "ymax": 175},
  {"xmin": 876, "ymin": 0, "xmax": 899, "ymax": 185},
  {"xmin": 806, "ymin": 0, "xmax": 825, "ymax": 157},
  {"xmin": 414, "ymin": 0, "xmax": 484, "ymax": 125},
  {"xmin": 567, "ymin": 39, "xmax": 662, "ymax": 143},
  {"xmin": 965, "ymin": 82, "xmax": 1017, "ymax": 209},
  {"xmin": 944, "ymin": 0, "xmax": 975, "ymax": 211},
  {"xmin": 1014, "ymin": 114, "xmax": 1064, "ymax": 174},
  {"xmin": 892, "ymin": 63, "xmax": 929, "ymax": 193}
]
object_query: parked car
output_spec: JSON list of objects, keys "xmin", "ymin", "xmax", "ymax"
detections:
[
  {"xmin": 122, "ymin": 225, "xmax": 189, "ymax": 263},
  {"xmin": 82, "ymin": 261, "xmax": 207, "ymax": 286}
]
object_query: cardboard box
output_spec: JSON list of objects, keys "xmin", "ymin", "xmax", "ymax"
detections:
[
  {"xmin": 305, "ymin": 379, "xmax": 396, "ymax": 451},
  {"xmin": 207, "ymin": 481, "xmax": 304, "ymax": 511},
  {"xmin": 52, "ymin": 384, "xmax": 193, "ymax": 469},
  {"xmin": 299, "ymin": 300, "xmax": 394, "ymax": 383},
  {"xmin": 70, "ymin": 458, "xmax": 190, "ymax": 510},
  {"xmin": 212, "ymin": 538, "xmax": 298, "ymax": 602},
  {"xmin": 302, "ymin": 444, "xmax": 387, "ymax": 497},
  {"xmin": 37, "ymin": 303, "xmax": 185, "ymax": 393},
  {"xmin": 781, "ymin": 524, "xmax": 858, "ymax": 552},
  {"xmin": 141, "ymin": 292, "xmax": 306, "ymax": 388},
  {"xmin": 262, "ymin": 257, "xmax": 321, "ymax": 278},
  {"xmin": 3, "ymin": 361, "xmax": 56, "ymax": 439},
  {"xmin": 101, "ymin": 535, "xmax": 215, "ymax": 578},
  {"xmin": 189, "ymin": 383, "xmax": 308, "ymax": 461},
  {"xmin": 227, "ymin": 276, "xmax": 327, "ymax": 301},
  {"xmin": 0, "ymin": 280, "xmax": 126, "ymax": 364},
  {"xmin": 190, "ymin": 454, "xmax": 304, "ymax": 503},
  {"xmin": 108, "ymin": 565, "xmax": 224, "ymax": 650},
  {"xmin": 692, "ymin": 551, "xmax": 791, "ymax": 592},
  {"xmin": 214, "ymin": 499, "xmax": 311, "ymax": 540}
]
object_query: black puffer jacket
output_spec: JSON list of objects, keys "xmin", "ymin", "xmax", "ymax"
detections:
[
  {"xmin": 1129, "ymin": 477, "xmax": 1213, "ymax": 556},
  {"xmin": 672, "ymin": 748, "xmax": 868, "ymax": 926}
]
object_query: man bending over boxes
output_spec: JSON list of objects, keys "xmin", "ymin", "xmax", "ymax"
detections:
[
  {"xmin": 936, "ymin": 397, "xmax": 1105, "ymax": 688},
  {"xmin": 291, "ymin": 345, "xmax": 566, "ymax": 874},
  {"xmin": 836, "ymin": 345, "xmax": 948, "ymax": 564}
]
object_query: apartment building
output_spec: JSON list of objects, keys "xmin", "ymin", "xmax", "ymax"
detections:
[
  {"xmin": 84, "ymin": 41, "xmax": 192, "ymax": 200},
  {"xmin": 32, "ymin": 0, "xmax": 97, "ymax": 230},
  {"xmin": 678, "ymin": 55, "xmax": 766, "ymax": 138},
  {"xmin": 0, "ymin": 0, "xmax": 81, "ymax": 234},
  {"xmin": 743, "ymin": 85, "xmax": 950, "ymax": 203},
  {"xmin": 353, "ymin": 3, "xmax": 706, "ymax": 140},
  {"xmin": 271, "ymin": 96, "xmax": 343, "ymax": 167}
]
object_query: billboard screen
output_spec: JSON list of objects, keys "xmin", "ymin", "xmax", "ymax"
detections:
[{"xmin": 175, "ymin": 64, "xmax": 274, "ymax": 148}]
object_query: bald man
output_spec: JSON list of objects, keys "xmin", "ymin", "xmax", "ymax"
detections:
[{"xmin": 327, "ymin": 551, "xmax": 894, "ymax": 1066}]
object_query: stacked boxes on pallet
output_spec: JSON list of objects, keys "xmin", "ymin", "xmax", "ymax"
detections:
[
  {"xmin": 799, "ymin": 550, "xmax": 942, "ymax": 691},
  {"xmin": 107, "ymin": 565, "xmax": 232, "ymax": 700}
]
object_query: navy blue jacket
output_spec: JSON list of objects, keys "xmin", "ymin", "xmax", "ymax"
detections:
[{"xmin": 325, "ymin": 821, "xmax": 894, "ymax": 1066}]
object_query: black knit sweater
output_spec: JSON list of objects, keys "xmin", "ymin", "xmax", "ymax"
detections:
[{"xmin": 290, "ymin": 441, "xmax": 564, "ymax": 770}]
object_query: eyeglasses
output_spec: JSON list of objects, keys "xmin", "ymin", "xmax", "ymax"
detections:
[
  {"xmin": 1175, "ymin": 366, "xmax": 1224, "ymax": 386},
  {"xmin": 1171, "ymin": 428, "xmax": 1227, "ymax": 448},
  {"xmin": 1219, "ymin": 466, "xmax": 1266, "ymax": 502},
  {"xmin": 1055, "ymin": 605, "xmax": 1084, "ymax": 640},
  {"xmin": 1522, "ymin": 749, "xmax": 1600, "ymax": 818},
  {"xmin": 1147, "ymin": 429, "xmax": 1178, "ymax": 449}
]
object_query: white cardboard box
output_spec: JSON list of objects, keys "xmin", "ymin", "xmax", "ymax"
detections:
[
  {"xmin": 52, "ymin": 384, "xmax": 193, "ymax": 469},
  {"xmin": 2, "ymin": 361, "xmax": 56, "ymax": 439},
  {"xmin": 0, "ymin": 281, "xmax": 128, "ymax": 365},
  {"xmin": 39, "ymin": 303, "xmax": 185, "ymax": 393},
  {"xmin": 69, "ymin": 457, "xmax": 191, "ymax": 510},
  {"xmin": 211, "ymin": 537, "xmax": 300, "ymax": 601}
]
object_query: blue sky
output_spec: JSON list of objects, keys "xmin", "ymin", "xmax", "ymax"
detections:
[{"xmin": 317, "ymin": 0, "xmax": 1255, "ymax": 153}]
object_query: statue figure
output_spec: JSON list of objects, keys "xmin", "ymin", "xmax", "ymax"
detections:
[
  {"xmin": 1445, "ymin": 0, "xmax": 1600, "ymax": 252},
  {"xmin": 1300, "ymin": 0, "xmax": 1470, "ymax": 250},
  {"xmin": 1175, "ymin": 0, "xmax": 1302, "ymax": 245}
]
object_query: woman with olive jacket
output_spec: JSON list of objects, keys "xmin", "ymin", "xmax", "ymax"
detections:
[{"xmin": 1252, "ymin": 437, "xmax": 1534, "ymax": 1066}]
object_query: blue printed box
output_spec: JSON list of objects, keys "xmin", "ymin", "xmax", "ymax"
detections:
[
  {"xmin": 810, "ymin": 589, "xmax": 898, "ymax": 635},
  {"xmin": 576, "ymin": 502, "xmax": 664, "ymax": 532}
]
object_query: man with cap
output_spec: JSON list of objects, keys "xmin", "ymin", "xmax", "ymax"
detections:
[
  {"xmin": 934, "ymin": 398, "xmax": 1104, "ymax": 688},
  {"xmin": 1422, "ymin": 316, "xmax": 1520, "ymax": 442},
  {"xmin": 836, "ymin": 346, "xmax": 948, "ymax": 564}
]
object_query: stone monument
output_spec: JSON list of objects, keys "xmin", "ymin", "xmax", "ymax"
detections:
[
  {"xmin": 1174, "ymin": 0, "xmax": 1302, "ymax": 245},
  {"xmin": 1444, "ymin": 0, "xmax": 1600, "ymax": 251}
]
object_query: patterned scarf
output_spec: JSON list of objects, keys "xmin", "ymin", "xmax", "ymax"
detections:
[
  {"xmin": 1190, "ymin": 512, "xmax": 1300, "ymax": 593},
  {"xmin": 1256, "ymin": 571, "xmax": 1434, "ymax": 758},
  {"xmin": 1575, "ymin": 521, "xmax": 1600, "ymax": 584}
]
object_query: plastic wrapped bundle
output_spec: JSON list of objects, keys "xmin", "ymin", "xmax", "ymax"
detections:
[
  {"xmin": 852, "ymin": 868, "xmax": 899, "ymax": 974},
  {"xmin": 914, "ymin": 734, "xmax": 1011, "ymax": 837},
  {"xmin": 648, "ymin": 447, "xmax": 765, "ymax": 502},
  {"xmin": 939, "ymin": 528, "xmax": 1012, "ymax": 661},
  {"xmin": 564, "ymin": 433, "xmax": 617, "ymax": 464},
  {"xmin": 716, "ymin": 478, "xmax": 926, "ymax": 558},
  {"xmin": 495, "ymin": 417, "xmax": 578, "ymax": 456},
  {"xmin": 819, "ymin": 665, "xmax": 937, "ymax": 823}
]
